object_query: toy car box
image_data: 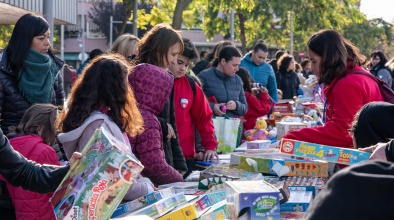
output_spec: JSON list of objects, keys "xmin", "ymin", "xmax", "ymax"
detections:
[
  {"xmin": 111, "ymin": 187, "xmax": 176, "ymax": 218},
  {"xmin": 280, "ymin": 138, "xmax": 371, "ymax": 165},
  {"xmin": 226, "ymin": 181, "xmax": 280, "ymax": 220},
  {"xmin": 51, "ymin": 128, "xmax": 144, "ymax": 220},
  {"xmin": 280, "ymin": 191, "xmax": 312, "ymax": 212},
  {"xmin": 230, "ymin": 153, "xmax": 329, "ymax": 177}
]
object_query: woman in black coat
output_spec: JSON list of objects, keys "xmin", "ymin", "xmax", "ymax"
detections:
[
  {"xmin": 0, "ymin": 13, "xmax": 64, "ymax": 136},
  {"xmin": 275, "ymin": 54, "xmax": 300, "ymax": 99}
]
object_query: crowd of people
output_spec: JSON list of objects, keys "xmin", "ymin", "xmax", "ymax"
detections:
[{"xmin": 0, "ymin": 12, "xmax": 394, "ymax": 219}]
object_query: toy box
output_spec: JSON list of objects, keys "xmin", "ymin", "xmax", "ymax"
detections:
[
  {"xmin": 198, "ymin": 163, "xmax": 262, "ymax": 190},
  {"xmin": 198, "ymin": 200, "xmax": 227, "ymax": 220},
  {"xmin": 157, "ymin": 195, "xmax": 211, "ymax": 220},
  {"xmin": 205, "ymin": 190, "xmax": 226, "ymax": 206},
  {"xmin": 267, "ymin": 180, "xmax": 290, "ymax": 204},
  {"xmin": 158, "ymin": 182, "xmax": 199, "ymax": 195},
  {"xmin": 127, "ymin": 193, "xmax": 187, "ymax": 218},
  {"xmin": 111, "ymin": 187, "xmax": 176, "ymax": 218},
  {"xmin": 247, "ymin": 140, "xmax": 271, "ymax": 149},
  {"xmin": 265, "ymin": 176, "xmax": 318, "ymax": 197},
  {"xmin": 51, "ymin": 128, "xmax": 143, "ymax": 220},
  {"xmin": 230, "ymin": 154, "xmax": 329, "ymax": 177},
  {"xmin": 280, "ymin": 138, "xmax": 371, "ymax": 165},
  {"xmin": 276, "ymin": 121, "xmax": 313, "ymax": 140},
  {"xmin": 280, "ymin": 191, "xmax": 312, "ymax": 212},
  {"xmin": 226, "ymin": 181, "xmax": 280, "ymax": 220}
]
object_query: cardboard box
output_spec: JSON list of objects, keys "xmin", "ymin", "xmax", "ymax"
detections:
[
  {"xmin": 205, "ymin": 190, "xmax": 226, "ymax": 206},
  {"xmin": 198, "ymin": 200, "xmax": 227, "ymax": 220},
  {"xmin": 280, "ymin": 138, "xmax": 371, "ymax": 165},
  {"xmin": 230, "ymin": 154, "xmax": 329, "ymax": 177},
  {"xmin": 127, "ymin": 193, "xmax": 187, "ymax": 219},
  {"xmin": 51, "ymin": 128, "xmax": 143, "ymax": 220},
  {"xmin": 198, "ymin": 163, "xmax": 262, "ymax": 190},
  {"xmin": 280, "ymin": 212, "xmax": 306, "ymax": 219},
  {"xmin": 280, "ymin": 191, "xmax": 312, "ymax": 212},
  {"xmin": 158, "ymin": 182, "xmax": 199, "ymax": 195},
  {"xmin": 276, "ymin": 121, "xmax": 313, "ymax": 140},
  {"xmin": 157, "ymin": 195, "xmax": 210, "ymax": 220},
  {"xmin": 112, "ymin": 187, "xmax": 176, "ymax": 218},
  {"xmin": 264, "ymin": 176, "xmax": 318, "ymax": 197},
  {"xmin": 247, "ymin": 140, "xmax": 271, "ymax": 149},
  {"xmin": 226, "ymin": 181, "xmax": 280, "ymax": 220}
]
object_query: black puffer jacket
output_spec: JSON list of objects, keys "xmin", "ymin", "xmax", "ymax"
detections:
[
  {"xmin": 0, "ymin": 52, "xmax": 64, "ymax": 135},
  {"xmin": 0, "ymin": 128, "xmax": 69, "ymax": 193}
]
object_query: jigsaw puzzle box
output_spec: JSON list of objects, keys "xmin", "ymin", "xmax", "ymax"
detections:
[{"xmin": 51, "ymin": 128, "xmax": 144, "ymax": 220}]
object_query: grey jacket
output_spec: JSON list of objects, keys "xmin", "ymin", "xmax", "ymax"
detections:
[
  {"xmin": 375, "ymin": 68, "xmax": 392, "ymax": 86},
  {"xmin": 198, "ymin": 67, "xmax": 247, "ymax": 117}
]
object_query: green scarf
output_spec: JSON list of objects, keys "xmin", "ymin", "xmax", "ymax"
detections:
[{"xmin": 18, "ymin": 48, "xmax": 58, "ymax": 104}]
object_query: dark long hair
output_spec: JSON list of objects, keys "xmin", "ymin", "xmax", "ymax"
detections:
[
  {"xmin": 370, "ymin": 50, "xmax": 388, "ymax": 70},
  {"xmin": 307, "ymin": 29, "xmax": 366, "ymax": 85},
  {"xmin": 6, "ymin": 13, "xmax": 56, "ymax": 73},
  {"xmin": 56, "ymin": 54, "xmax": 144, "ymax": 136},
  {"xmin": 136, "ymin": 23, "xmax": 183, "ymax": 68},
  {"xmin": 8, "ymin": 104, "xmax": 58, "ymax": 145},
  {"xmin": 235, "ymin": 67, "xmax": 253, "ymax": 93},
  {"xmin": 212, "ymin": 46, "xmax": 241, "ymax": 67}
]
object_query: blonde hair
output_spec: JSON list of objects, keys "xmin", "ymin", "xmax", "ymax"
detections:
[{"xmin": 110, "ymin": 34, "xmax": 140, "ymax": 58}]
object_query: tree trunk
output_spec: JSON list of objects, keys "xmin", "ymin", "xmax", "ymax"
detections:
[
  {"xmin": 120, "ymin": 0, "xmax": 133, "ymax": 36},
  {"xmin": 172, "ymin": 0, "xmax": 193, "ymax": 30},
  {"xmin": 237, "ymin": 11, "xmax": 247, "ymax": 54}
]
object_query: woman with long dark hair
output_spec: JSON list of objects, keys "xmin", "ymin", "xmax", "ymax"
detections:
[
  {"xmin": 283, "ymin": 29, "xmax": 384, "ymax": 150},
  {"xmin": 0, "ymin": 13, "xmax": 64, "ymax": 136}
]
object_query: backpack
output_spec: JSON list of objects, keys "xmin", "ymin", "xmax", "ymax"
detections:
[
  {"xmin": 347, "ymin": 70, "xmax": 394, "ymax": 104},
  {"xmin": 185, "ymin": 74, "xmax": 196, "ymax": 96}
]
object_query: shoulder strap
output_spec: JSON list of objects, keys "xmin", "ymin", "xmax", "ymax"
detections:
[{"xmin": 185, "ymin": 74, "xmax": 196, "ymax": 96}]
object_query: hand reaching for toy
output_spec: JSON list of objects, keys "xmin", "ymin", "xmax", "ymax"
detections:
[
  {"xmin": 204, "ymin": 150, "xmax": 219, "ymax": 162},
  {"xmin": 226, "ymin": 100, "xmax": 236, "ymax": 111}
]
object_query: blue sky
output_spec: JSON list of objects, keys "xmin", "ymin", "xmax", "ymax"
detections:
[{"xmin": 360, "ymin": 0, "xmax": 394, "ymax": 23}]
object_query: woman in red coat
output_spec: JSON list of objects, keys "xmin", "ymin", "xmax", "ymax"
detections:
[
  {"xmin": 235, "ymin": 67, "xmax": 271, "ymax": 130},
  {"xmin": 283, "ymin": 29, "xmax": 384, "ymax": 149}
]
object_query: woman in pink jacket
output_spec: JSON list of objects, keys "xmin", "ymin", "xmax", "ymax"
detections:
[
  {"xmin": 283, "ymin": 29, "xmax": 383, "ymax": 149},
  {"xmin": 4, "ymin": 104, "xmax": 59, "ymax": 220}
]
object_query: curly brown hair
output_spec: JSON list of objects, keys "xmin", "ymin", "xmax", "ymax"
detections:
[{"xmin": 56, "ymin": 54, "xmax": 144, "ymax": 137}]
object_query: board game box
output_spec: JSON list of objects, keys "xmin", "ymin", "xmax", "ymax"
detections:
[{"xmin": 51, "ymin": 128, "xmax": 144, "ymax": 220}]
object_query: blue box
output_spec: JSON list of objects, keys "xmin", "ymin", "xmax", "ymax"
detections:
[
  {"xmin": 226, "ymin": 181, "xmax": 280, "ymax": 220},
  {"xmin": 280, "ymin": 138, "xmax": 371, "ymax": 165},
  {"xmin": 280, "ymin": 191, "xmax": 312, "ymax": 212},
  {"xmin": 112, "ymin": 187, "xmax": 175, "ymax": 218}
]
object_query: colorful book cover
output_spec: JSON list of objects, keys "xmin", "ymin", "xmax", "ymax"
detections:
[{"xmin": 50, "ymin": 128, "xmax": 144, "ymax": 220}]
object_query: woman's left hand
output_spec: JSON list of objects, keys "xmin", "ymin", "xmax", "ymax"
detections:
[
  {"xmin": 359, "ymin": 143, "xmax": 387, "ymax": 161},
  {"xmin": 226, "ymin": 100, "xmax": 236, "ymax": 111},
  {"xmin": 69, "ymin": 152, "xmax": 83, "ymax": 167}
]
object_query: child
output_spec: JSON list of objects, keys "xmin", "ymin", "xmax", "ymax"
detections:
[
  {"xmin": 134, "ymin": 23, "xmax": 188, "ymax": 176},
  {"xmin": 5, "ymin": 104, "xmax": 60, "ymax": 220},
  {"xmin": 57, "ymin": 54, "xmax": 154, "ymax": 200},
  {"xmin": 235, "ymin": 68, "xmax": 271, "ymax": 130},
  {"xmin": 128, "ymin": 63, "xmax": 184, "ymax": 186},
  {"xmin": 168, "ymin": 38, "xmax": 218, "ymax": 178}
]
